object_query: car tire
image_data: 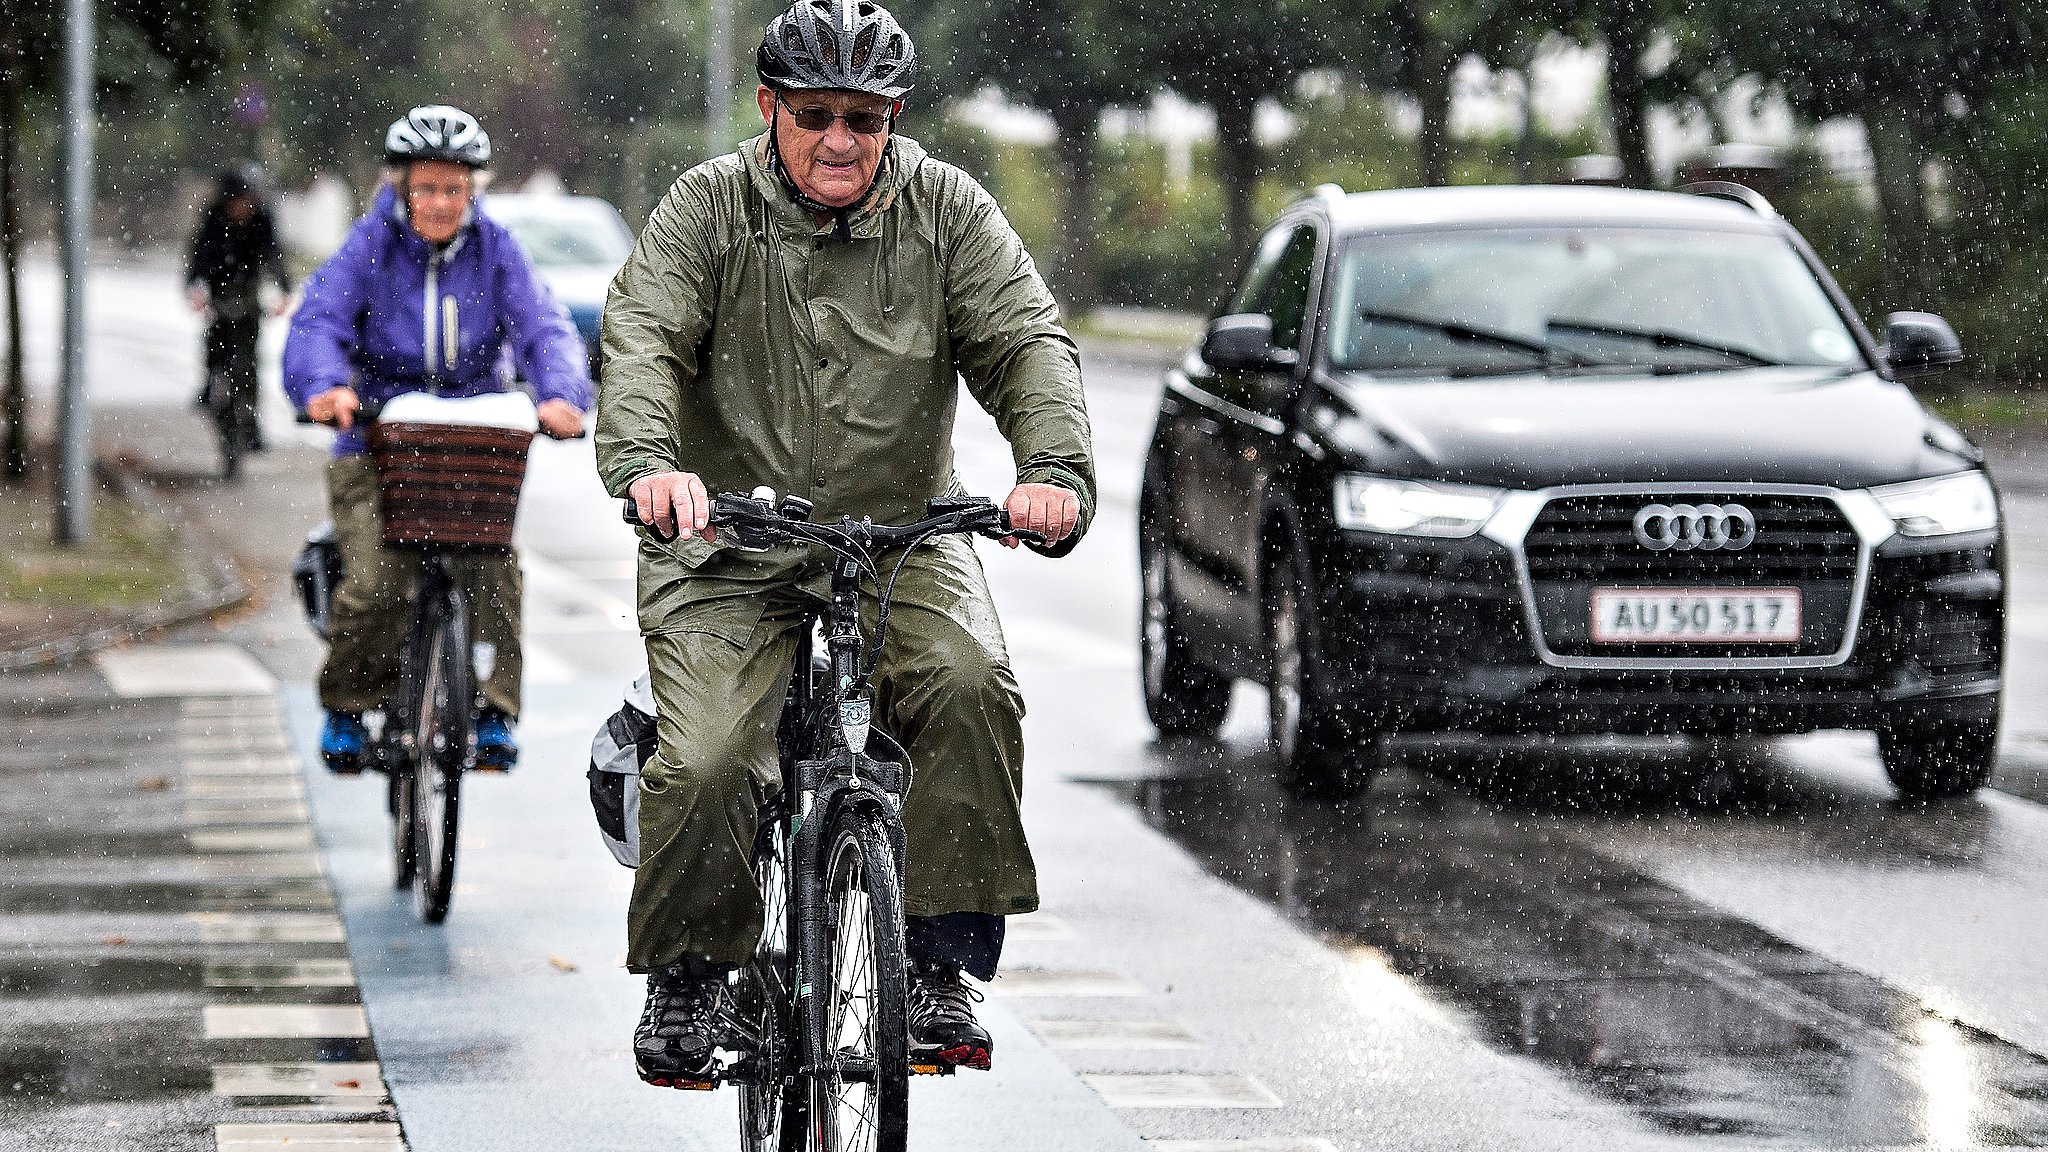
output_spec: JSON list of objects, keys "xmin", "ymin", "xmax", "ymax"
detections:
[
  {"xmin": 1266, "ymin": 556, "xmax": 1376, "ymax": 801},
  {"xmin": 1877, "ymin": 711, "xmax": 1997, "ymax": 801},
  {"xmin": 1139, "ymin": 517, "xmax": 1232, "ymax": 737}
]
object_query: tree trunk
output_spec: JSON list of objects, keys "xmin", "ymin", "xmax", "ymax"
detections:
[
  {"xmin": 1, "ymin": 0, "xmax": 26, "ymax": 482},
  {"xmin": 1049, "ymin": 106, "xmax": 1100, "ymax": 315},
  {"xmin": 1600, "ymin": 5, "xmax": 1655, "ymax": 188},
  {"xmin": 1413, "ymin": 53, "xmax": 1455, "ymax": 187},
  {"xmin": 1864, "ymin": 99, "xmax": 1935, "ymax": 308},
  {"xmin": 1214, "ymin": 91, "xmax": 1261, "ymax": 263}
]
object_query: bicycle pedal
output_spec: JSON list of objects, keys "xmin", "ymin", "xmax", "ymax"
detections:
[
  {"xmin": 908, "ymin": 1062, "xmax": 954, "ymax": 1076},
  {"xmin": 645, "ymin": 1076, "xmax": 719, "ymax": 1091}
]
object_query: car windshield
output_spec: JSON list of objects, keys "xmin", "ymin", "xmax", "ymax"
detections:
[
  {"xmin": 487, "ymin": 201, "xmax": 633, "ymax": 268},
  {"xmin": 1324, "ymin": 227, "xmax": 1865, "ymax": 377}
]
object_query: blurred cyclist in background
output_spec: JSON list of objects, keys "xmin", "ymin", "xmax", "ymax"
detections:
[
  {"xmin": 185, "ymin": 165, "xmax": 291, "ymax": 447},
  {"xmin": 284, "ymin": 105, "xmax": 591, "ymax": 775}
]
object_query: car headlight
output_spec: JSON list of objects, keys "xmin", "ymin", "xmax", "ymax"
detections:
[
  {"xmin": 1868, "ymin": 471, "xmax": 1999, "ymax": 537},
  {"xmin": 1333, "ymin": 474, "xmax": 1505, "ymax": 538}
]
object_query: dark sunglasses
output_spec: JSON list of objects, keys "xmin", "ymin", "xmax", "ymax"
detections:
[{"xmin": 777, "ymin": 95, "xmax": 893, "ymax": 135}]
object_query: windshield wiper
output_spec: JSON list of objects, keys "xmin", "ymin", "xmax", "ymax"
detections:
[
  {"xmin": 1356, "ymin": 309, "xmax": 1558, "ymax": 362},
  {"xmin": 1545, "ymin": 318, "xmax": 1786, "ymax": 368}
]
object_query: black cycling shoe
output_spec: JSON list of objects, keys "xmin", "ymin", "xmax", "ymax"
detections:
[
  {"xmin": 906, "ymin": 960, "xmax": 992, "ymax": 1070},
  {"xmin": 634, "ymin": 966, "xmax": 728, "ymax": 1088}
]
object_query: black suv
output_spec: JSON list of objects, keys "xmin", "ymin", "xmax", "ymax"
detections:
[{"xmin": 1139, "ymin": 184, "xmax": 2002, "ymax": 800}]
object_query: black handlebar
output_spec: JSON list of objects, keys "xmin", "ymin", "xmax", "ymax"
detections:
[{"xmin": 620, "ymin": 491, "xmax": 1047, "ymax": 549}]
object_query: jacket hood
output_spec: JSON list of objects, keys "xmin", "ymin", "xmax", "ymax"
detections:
[
  {"xmin": 1317, "ymin": 366, "xmax": 1980, "ymax": 491},
  {"xmin": 742, "ymin": 131, "xmax": 925, "ymax": 238}
]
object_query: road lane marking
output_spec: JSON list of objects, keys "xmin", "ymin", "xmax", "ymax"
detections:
[
  {"xmin": 205, "ymin": 959, "xmax": 356, "ymax": 988},
  {"xmin": 97, "ymin": 646, "xmax": 278, "ymax": 696},
  {"xmin": 190, "ymin": 912, "xmax": 346, "ymax": 944},
  {"xmin": 192, "ymin": 854, "xmax": 327, "ymax": 880},
  {"xmin": 1155, "ymin": 1131, "xmax": 1343, "ymax": 1139},
  {"xmin": 1083, "ymin": 1073, "xmax": 1282, "ymax": 1108},
  {"xmin": 204, "ymin": 1004, "xmax": 369, "ymax": 1039},
  {"xmin": 1028, "ymin": 1018, "xmax": 1203, "ymax": 1049},
  {"xmin": 212, "ymin": 1063, "xmax": 388, "ymax": 1099},
  {"xmin": 186, "ymin": 802, "xmax": 312, "ymax": 824},
  {"xmin": 988, "ymin": 969, "xmax": 1147, "ymax": 997},
  {"xmin": 189, "ymin": 827, "xmax": 318, "ymax": 853},
  {"xmin": 186, "ymin": 779, "xmax": 307, "ymax": 800},
  {"xmin": 183, "ymin": 755, "xmax": 300, "ymax": 778},
  {"xmin": 215, "ymin": 1123, "xmax": 404, "ymax": 1151}
]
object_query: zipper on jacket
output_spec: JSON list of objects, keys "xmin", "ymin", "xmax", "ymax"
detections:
[
  {"xmin": 442, "ymin": 295, "xmax": 458, "ymax": 375},
  {"xmin": 424, "ymin": 251, "xmax": 441, "ymax": 381}
]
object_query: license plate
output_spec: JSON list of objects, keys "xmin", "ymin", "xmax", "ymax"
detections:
[{"xmin": 1589, "ymin": 588, "xmax": 1801, "ymax": 644}]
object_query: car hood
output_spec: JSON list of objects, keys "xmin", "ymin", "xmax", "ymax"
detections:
[
  {"xmin": 1318, "ymin": 366, "xmax": 1980, "ymax": 491},
  {"xmin": 537, "ymin": 264, "xmax": 621, "ymax": 312}
]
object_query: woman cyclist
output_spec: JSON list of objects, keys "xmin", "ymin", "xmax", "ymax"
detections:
[{"xmin": 284, "ymin": 104, "xmax": 593, "ymax": 773}]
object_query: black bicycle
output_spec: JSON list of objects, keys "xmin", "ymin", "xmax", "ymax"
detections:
[
  {"xmin": 622, "ymin": 489, "xmax": 1039, "ymax": 1152},
  {"xmin": 301, "ymin": 399, "xmax": 556, "ymax": 923},
  {"xmin": 202, "ymin": 311, "xmax": 261, "ymax": 480}
]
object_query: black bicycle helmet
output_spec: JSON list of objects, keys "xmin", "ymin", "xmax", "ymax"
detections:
[
  {"xmin": 384, "ymin": 104, "xmax": 493, "ymax": 168},
  {"xmin": 756, "ymin": 0, "xmax": 917, "ymax": 100}
]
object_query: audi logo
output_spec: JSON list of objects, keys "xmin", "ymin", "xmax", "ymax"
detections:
[{"xmin": 1631, "ymin": 503, "xmax": 1758, "ymax": 552}]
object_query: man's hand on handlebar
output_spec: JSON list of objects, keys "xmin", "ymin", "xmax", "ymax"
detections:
[
  {"xmin": 1001, "ymin": 483, "xmax": 1079, "ymax": 550},
  {"xmin": 306, "ymin": 385, "xmax": 361, "ymax": 430},
  {"xmin": 629, "ymin": 470, "xmax": 718, "ymax": 544},
  {"xmin": 536, "ymin": 398, "xmax": 585, "ymax": 440}
]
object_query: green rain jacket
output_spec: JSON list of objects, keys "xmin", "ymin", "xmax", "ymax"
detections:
[{"xmin": 596, "ymin": 133, "xmax": 1096, "ymax": 633}]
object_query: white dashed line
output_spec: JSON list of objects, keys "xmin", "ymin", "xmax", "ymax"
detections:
[
  {"xmin": 1083, "ymin": 1073, "xmax": 1283, "ymax": 1109},
  {"xmin": 203, "ymin": 1004, "xmax": 370, "ymax": 1039}
]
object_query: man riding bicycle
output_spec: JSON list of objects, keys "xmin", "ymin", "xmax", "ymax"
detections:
[
  {"xmin": 186, "ymin": 165, "xmax": 291, "ymax": 449},
  {"xmin": 285, "ymin": 104, "xmax": 592, "ymax": 774},
  {"xmin": 598, "ymin": 0, "xmax": 1095, "ymax": 1088}
]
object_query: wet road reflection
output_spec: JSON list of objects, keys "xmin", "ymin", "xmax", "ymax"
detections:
[{"xmin": 1097, "ymin": 735, "xmax": 2048, "ymax": 1144}]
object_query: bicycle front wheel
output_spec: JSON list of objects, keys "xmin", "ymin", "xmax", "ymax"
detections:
[
  {"xmin": 809, "ymin": 809, "xmax": 909, "ymax": 1152},
  {"xmin": 409, "ymin": 590, "xmax": 470, "ymax": 923}
]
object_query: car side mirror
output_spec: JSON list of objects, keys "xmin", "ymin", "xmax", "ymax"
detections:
[
  {"xmin": 1201, "ymin": 313, "xmax": 1299, "ymax": 373},
  {"xmin": 1886, "ymin": 311, "xmax": 1963, "ymax": 378}
]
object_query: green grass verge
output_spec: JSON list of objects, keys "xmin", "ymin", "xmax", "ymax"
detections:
[{"xmin": 0, "ymin": 486, "xmax": 185, "ymax": 615}]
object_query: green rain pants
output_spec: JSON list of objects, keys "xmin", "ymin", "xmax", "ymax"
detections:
[
  {"xmin": 628, "ymin": 533, "xmax": 1036, "ymax": 972},
  {"xmin": 318, "ymin": 457, "xmax": 523, "ymax": 719}
]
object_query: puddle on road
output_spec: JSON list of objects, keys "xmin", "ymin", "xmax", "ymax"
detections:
[{"xmin": 1101, "ymin": 743, "xmax": 2048, "ymax": 1145}]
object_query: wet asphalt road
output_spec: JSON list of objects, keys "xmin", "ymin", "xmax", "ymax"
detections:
[{"xmin": 9, "ymin": 261, "xmax": 2048, "ymax": 1149}]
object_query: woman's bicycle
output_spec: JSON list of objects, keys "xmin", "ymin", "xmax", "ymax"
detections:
[
  {"xmin": 299, "ymin": 391, "xmax": 562, "ymax": 923},
  {"xmin": 622, "ymin": 488, "xmax": 1039, "ymax": 1152}
]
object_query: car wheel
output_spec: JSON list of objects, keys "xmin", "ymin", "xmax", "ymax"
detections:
[
  {"xmin": 1267, "ymin": 557, "xmax": 1376, "ymax": 801},
  {"xmin": 1139, "ymin": 518, "xmax": 1231, "ymax": 737},
  {"xmin": 1877, "ymin": 711, "xmax": 1996, "ymax": 801}
]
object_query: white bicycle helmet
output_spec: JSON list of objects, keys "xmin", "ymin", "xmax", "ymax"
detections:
[{"xmin": 384, "ymin": 104, "xmax": 492, "ymax": 168}]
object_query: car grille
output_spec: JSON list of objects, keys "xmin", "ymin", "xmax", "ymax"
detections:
[{"xmin": 1519, "ymin": 492, "xmax": 1862, "ymax": 662}]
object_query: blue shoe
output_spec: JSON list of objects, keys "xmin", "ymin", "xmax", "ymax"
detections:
[
  {"xmin": 321, "ymin": 711, "xmax": 367, "ymax": 776},
  {"xmin": 476, "ymin": 710, "xmax": 518, "ymax": 771}
]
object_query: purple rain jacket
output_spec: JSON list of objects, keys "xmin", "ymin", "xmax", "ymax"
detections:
[{"xmin": 283, "ymin": 184, "xmax": 594, "ymax": 457}]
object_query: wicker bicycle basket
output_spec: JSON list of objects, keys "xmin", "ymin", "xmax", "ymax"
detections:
[{"xmin": 370, "ymin": 421, "xmax": 532, "ymax": 552}]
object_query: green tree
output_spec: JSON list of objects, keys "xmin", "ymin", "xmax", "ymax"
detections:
[
  {"xmin": 1, "ymin": 0, "xmax": 271, "ymax": 480},
  {"xmin": 912, "ymin": 0, "xmax": 1147, "ymax": 310},
  {"xmin": 1142, "ymin": 0, "xmax": 1324, "ymax": 258}
]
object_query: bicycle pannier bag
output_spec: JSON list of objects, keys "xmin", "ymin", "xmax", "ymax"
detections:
[
  {"xmin": 588, "ymin": 675, "xmax": 658, "ymax": 868},
  {"xmin": 290, "ymin": 521, "xmax": 346, "ymax": 640},
  {"xmin": 369, "ymin": 392, "xmax": 536, "ymax": 552}
]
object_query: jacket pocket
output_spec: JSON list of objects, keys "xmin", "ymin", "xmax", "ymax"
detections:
[{"xmin": 647, "ymin": 594, "xmax": 765, "ymax": 648}]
